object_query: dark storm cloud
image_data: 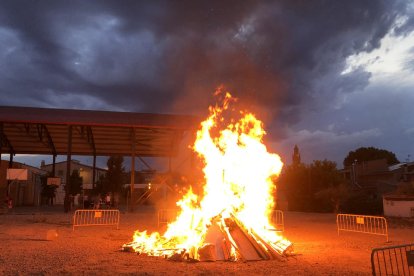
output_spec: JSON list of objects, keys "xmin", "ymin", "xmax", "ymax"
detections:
[{"xmin": 0, "ymin": 1, "xmax": 413, "ymax": 125}]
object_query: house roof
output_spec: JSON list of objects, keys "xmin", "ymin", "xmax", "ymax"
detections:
[
  {"xmin": 0, "ymin": 159, "xmax": 48, "ymax": 175},
  {"xmin": 388, "ymin": 161, "xmax": 414, "ymax": 171},
  {"xmin": 0, "ymin": 106, "xmax": 199, "ymax": 157},
  {"xmin": 383, "ymin": 194, "xmax": 414, "ymax": 201},
  {"xmin": 41, "ymin": 160, "xmax": 107, "ymax": 171}
]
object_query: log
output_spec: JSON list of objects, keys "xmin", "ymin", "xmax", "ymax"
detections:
[
  {"xmin": 224, "ymin": 217, "xmax": 263, "ymax": 261},
  {"xmin": 197, "ymin": 243, "xmax": 217, "ymax": 262},
  {"xmin": 229, "ymin": 214, "xmax": 272, "ymax": 260}
]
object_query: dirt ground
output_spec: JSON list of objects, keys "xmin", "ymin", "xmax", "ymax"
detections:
[{"xmin": 0, "ymin": 206, "xmax": 413, "ymax": 275}]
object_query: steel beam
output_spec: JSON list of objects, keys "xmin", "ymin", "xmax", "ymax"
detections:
[
  {"xmin": 130, "ymin": 127, "xmax": 136, "ymax": 212},
  {"xmin": 64, "ymin": 125, "xmax": 72, "ymax": 213}
]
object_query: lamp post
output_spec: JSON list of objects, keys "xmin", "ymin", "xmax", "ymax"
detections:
[{"xmin": 352, "ymin": 159, "xmax": 358, "ymax": 187}]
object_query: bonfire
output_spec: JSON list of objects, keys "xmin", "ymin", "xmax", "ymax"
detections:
[{"xmin": 123, "ymin": 90, "xmax": 293, "ymax": 261}]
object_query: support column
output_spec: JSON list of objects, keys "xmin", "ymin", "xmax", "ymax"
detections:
[
  {"xmin": 129, "ymin": 127, "xmax": 136, "ymax": 212},
  {"xmin": 9, "ymin": 152, "xmax": 13, "ymax": 167},
  {"xmin": 52, "ymin": 154, "xmax": 56, "ymax": 177},
  {"xmin": 0, "ymin": 123, "xmax": 2, "ymax": 163},
  {"xmin": 130, "ymin": 154, "xmax": 135, "ymax": 212},
  {"xmin": 92, "ymin": 155, "xmax": 96, "ymax": 189},
  {"xmin": 0, "ymin": 142, "xmax": 2, "ymax": 195},
  {"xmin": 64, "ymin": 125, "xmax": 72, "ymax": 213},
  {"xmin": 7, "ymin": 152, "xmax": 14, "ymax": 198}
]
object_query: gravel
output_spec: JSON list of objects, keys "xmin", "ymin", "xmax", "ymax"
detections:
[{"xmin": 0, "ymin": 208, "xmax": 413, "ymax": 275}]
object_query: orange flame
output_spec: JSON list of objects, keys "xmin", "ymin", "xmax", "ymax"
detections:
[{"xmin": 124, "ymin": 90, "xmax": 289, "ymax": 260}]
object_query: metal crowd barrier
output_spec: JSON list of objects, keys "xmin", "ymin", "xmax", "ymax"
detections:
[
  {"xmin": 270, "ymin": 210, "xmax": 284, "ymax": 232},
  {"xmin": 72, "ymin": 209, "xmax": 120, "ymax": 231},
  {"xmin": 371, "ymin": 243, "xmax": 414, "ymax": 275},
  {"xmin": 157, "ymin": 209, "xmax": 178, "ymax": 228},
  {"xmin": 336, "ymin": 214, "xmax": 388, "ymax": 242}
]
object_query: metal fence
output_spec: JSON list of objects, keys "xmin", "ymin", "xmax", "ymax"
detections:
[
  {"xmin": 270, "ymin": 210, "xmax": 284, "ymax": 232},
  {"xmin": 371, "ymin": 243, "xmax": 414, "ymax": 276},
  {"xmin": 157, "ymin": 209, "xmax": 178, "ymax": 228},
  {"xmin": 72, "ymin": 209, "xmax": 120, "ymax": 231},
  {"xmin": 336, "ymin": 214, "xmax": 388, "ymax": 242}
]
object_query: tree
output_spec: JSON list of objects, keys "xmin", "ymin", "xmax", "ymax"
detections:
[
  {"xmin": 314, "ymin": 183, "xmax": 350, "ymax": 213},
  {"xmin": 343, "ymin": 147, "xmax": 399, "ymax": 167},
  {"xmin": 94, "ymin": 174, "xmax": 106, "ymax": 195},
  {"xmin": 41, "ymin": 173, "xmax": 57, "ymax": 205},
  {"xmin": 278, "ymin": 162, "xmax": 311, "ymax": 211},
  {"xmin": 69, "ymin": 169, "xmax": 83, "ymax": 196},
  {"xmin": 278, "ymin": 159, "xmax": 346, "ymax": 212},
  {"xmin": 309, "ymin": 160, "xmax": 344, "ymax": 192},
  {"xmin": 104, "ymin": 156, "xmax": 125, "ymax": 194}
]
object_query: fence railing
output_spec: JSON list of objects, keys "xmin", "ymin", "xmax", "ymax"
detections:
[
  {"xmin": 371, "ymin": 243, "xmax": 414, "ymax": 275},
  {"xmin": 157, "ymin": 209, "xmax": 179, "ymax": 228},
  {"xmin": 72, "ymin": 209, "xmax": 120, "ymax": 231},
  {"xmin": 270, "ymin": 210, "xmax": 284, "ymax": 232},
  {"xmin": 336, "ymin": 214, "xmax": 388, "ymax": 242}
]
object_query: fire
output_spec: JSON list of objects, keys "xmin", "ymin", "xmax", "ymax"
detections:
[{"xmin": 123, "ymin": 91, "xmax": 292, "ymax": 261}]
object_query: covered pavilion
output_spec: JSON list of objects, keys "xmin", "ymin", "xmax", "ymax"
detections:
[{"xmin": 0, "ymin": 106, "xmax": 199, "ymax": 211}]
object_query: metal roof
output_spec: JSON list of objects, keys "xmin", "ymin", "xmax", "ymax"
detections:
[{"xmin": 0, "ymin": 106, "xmax": 199, "ymax": 157}]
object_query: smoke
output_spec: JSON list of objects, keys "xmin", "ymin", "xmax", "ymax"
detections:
[{"xmin": 0, "ymin": 0, "xmax": 412, "ymax": 136}]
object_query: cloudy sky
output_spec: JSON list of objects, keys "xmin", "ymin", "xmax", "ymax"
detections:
[{"xmin": 1, "ymin": 0, "xmax": 413, "ymax": 168}]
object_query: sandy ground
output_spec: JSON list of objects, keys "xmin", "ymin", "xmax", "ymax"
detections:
[{"xmin": 0, "ymin": 206, "xmax": 413, "ymax": 275}]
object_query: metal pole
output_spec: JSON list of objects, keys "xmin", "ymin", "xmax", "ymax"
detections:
[
  {"xmin": 92, "ymin": 154, "xmax": 96, "ymax": 189},
  {"xmin": 130, "ymin": 127, "xmax": 136, "ymax": 212},
  {"xmin": 64, "ymin": 125, "xmax": 72, "ymax": 213},
  {"xmin": 52, "ymin": 154, "xmax": 56, "ymax": 176},
  {"xmin": 9, "ymin": 152, "xmax": 13, "ymax": 167},
  {"xmin": 7, "ymin": 153, "xmax": 13, "ymax": 198},
  {"xmin": 130, "ymin": 154, "xmax": 135, "ymax": 212}
]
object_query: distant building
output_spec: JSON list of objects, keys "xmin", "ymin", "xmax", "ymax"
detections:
[
  {"xmin": 40, "ymin": 160, "xmax": 107, "ymax": 204},
  {"xmin": 341, "ymin": 159, "xmax": 414, "ymax": 196},
  {"xmin": 292, "ymin": 145, "xmax": 301, "ymax": 166},
  {"xmin": 0, "ymin": 160, "xmax": 47, "ymax": 206},
  {"xmin": 383, "ymin": 195, "xmax": 414, "ymax": 218}
]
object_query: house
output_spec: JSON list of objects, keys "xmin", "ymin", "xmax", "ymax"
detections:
[
  {"xmin": 40, "ymin": 160, "xmax": 107, "ymax": 204},
  {"xmin": 341, "ymin": 159, "xmax": 414, "ymax": 196},
  {"xmin": 383, "ymin": 194, "xmax": 414, "ymax": 218},
  {"xmin": 0, "ymin": 160, "xmax": 47, "ymax": 206}
]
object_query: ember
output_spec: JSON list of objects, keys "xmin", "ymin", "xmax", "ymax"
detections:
[{"xmin": 123, "ymin": 90, "xmax": 293, "ymax": 261}]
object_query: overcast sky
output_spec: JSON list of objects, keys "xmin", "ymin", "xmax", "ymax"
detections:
[{"xmin": 1, "ymin": 0, "xmax": 413, "ymax": 168}]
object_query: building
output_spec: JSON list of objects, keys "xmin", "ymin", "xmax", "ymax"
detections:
[
  {"xmin": 341, "ymin": 159, "xmax": 414, "ymax": 195},
  {"xmin": 341, "ymin": 159, "xmax": 414, "ymax": 216},
  {"xmin": 40, "ymin": 160, "xmax": 107, "ymax": 204},
  {"xmin": 0, "ymin": 160, "xmax": 47, "ymax": 206},
  {"xmin": 383, "ymin": 195, "xmax": 414, "ymax": 217}
]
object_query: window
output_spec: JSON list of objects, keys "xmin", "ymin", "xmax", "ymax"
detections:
[{"xmin": 57, "ymin": 170, "xmax": 63, "ymax": 176}]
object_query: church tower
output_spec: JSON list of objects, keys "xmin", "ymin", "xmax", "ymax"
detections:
[{"xmin": 292, "ymin": 145, "xmax": 301, "ymax": 165}]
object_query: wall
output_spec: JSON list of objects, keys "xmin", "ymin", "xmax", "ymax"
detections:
[
  {"xmin": 0, "ymin": 160, "xmax": 46, "ymax": 206},
  {"xmin": 383, "ymin": 196, "xmax": 414, "ymax": 217},
  {"xmin": 41, "ymin": 160, "xmax": 106, "ymax": 204}
]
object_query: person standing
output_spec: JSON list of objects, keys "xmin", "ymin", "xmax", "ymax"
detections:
[{"xmin": 105, "ymin": 193, "xmax": 111, "ymax": 209}]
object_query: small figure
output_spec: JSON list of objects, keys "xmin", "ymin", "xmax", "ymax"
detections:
[
  {"xmin": 6, "ymin": 196, "xmax": 12, "ymax": 209},
  {"xmin": 94, "ymin": 195, "xmax": 101, "ymax": 209},
  {"xmin": 105, "ymin": 193, "xmax": 111, "ymax": 209}
]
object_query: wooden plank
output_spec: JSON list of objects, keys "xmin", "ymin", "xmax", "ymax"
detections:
[
  {"xmin": 231, "ymin": 215, "xmax": 271, "ymax": 260},
  {"xmin": 224, "ymin": 218, "xmax": 262, "ymax": 261}
]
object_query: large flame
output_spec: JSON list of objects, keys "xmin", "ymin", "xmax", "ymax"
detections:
[{"xmin": 124, "ymin": 91, "xmax": 289, "ymax": 260}]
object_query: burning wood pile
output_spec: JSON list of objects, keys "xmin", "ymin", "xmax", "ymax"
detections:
[
  {"xmin": 122, "ymin": 91, "xmax": 293, "ymax": 262},
  {"xmin": 123, "ymin": 212, "xmax": 292, "ymax": 262}
]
